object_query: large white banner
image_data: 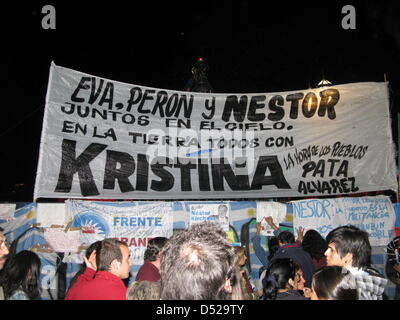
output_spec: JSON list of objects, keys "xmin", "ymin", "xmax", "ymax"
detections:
[
  {"xmin": 34, "ymin": 63, "xmax": 398, "ymax": 199},
  {"xmin": 291, "ymin": 195, "xmax": 396, "ymax": 246}
]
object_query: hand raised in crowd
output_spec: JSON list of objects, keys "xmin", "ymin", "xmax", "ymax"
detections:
[
  {"xmin": 255, "ymin": 222, "xmax": 263, "ymax": 235},
  {"xmin": 265, "ymin": 216, "xmax": 278, "ymax": 230},
  {"xmin": 296, "ymin": 227, "xmax": 305, "ymax": 242}
]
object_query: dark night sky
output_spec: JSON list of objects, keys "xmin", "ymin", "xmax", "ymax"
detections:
[{"xmin": 0, "ymin": 1, "xmax": 399, "ymax": 201}]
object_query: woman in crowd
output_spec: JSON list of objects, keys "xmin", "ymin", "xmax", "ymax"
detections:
[
  {"xmin": 256, "ymin": 236, "xmax": 280, "ymax": 296},
  {"xmin": 310, "ymin": 266, "xmax": 358, "ymax": 300},
  {"xmin": 0, "ymin": 250, "xmax": 41, "ymax": 300},
  {"xmin": 234, "ymin": 246, "xmax": 258, "ymax": 299},
  {"xmin": 262, "ymin": 258, "xmax": 307, "ymax": 300},
  {"xmin": 293, "ymin": 262, "xmax": 306, "ymax": 291}
]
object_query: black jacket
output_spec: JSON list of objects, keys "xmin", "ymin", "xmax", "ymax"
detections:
[{"xmin": 270, "ymin": 242, "xmax": 315, "ymax": 288}]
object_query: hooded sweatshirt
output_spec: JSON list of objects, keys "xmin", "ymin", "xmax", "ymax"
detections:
[
  {"xmin": 348, "ymin": 267, "xmax": 388, "ymax": 300},
  {"xmin": 270, "ymin": 243, "xmax": 315, "ymax": 288}
]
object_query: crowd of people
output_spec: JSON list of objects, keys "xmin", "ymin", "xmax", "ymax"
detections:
[{"xmin": 0, "ymin": 221, "xmax": 399, "ymax": 300}]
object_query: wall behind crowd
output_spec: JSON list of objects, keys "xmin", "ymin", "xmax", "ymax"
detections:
[{"xmin": 0, "ymin": 199, "xmax": 399, "ymax": 300}]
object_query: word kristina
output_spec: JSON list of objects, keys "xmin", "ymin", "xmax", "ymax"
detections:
[{"xmin": 54, "ymin": 139, "xmax": 291, "ymax": 196}]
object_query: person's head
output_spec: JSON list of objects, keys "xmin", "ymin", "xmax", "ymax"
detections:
[
  {"xmin": 126, "ymin": 280, "xmax": 161, "ymax": 300},
  {"xmin": 277, "ymin": 231, "xmax": 295, "ymax": 246},
  {"xmin": 301, "ymin": 229, "xmax": 327, "ymax": 261},
  {"xmin": 160, "ymin": 221, "xmax": 242, "ymax": 300},
  {"xmin": 325, "ymin": 225, "xmax": 371, "ymax": 269},
  {"xmin": 234, "ymin": 246, "xmax": 247, "ymax": 267},
  {"xmin": 144, "ymin": 237, "xmax": 168, "ymax": 262},
  {"xmin": 86, "ymin": 240, "xmax": 102, "ymax": 265},
  {"xmin": 0, "ymin": 227, "xmax": 9, "ymax": 270},
  {"xmin": 262, "ymin": 258, "xmax": 296, "ymax": 300},
  {"xmin": 267, "ymin": 236, "xmax": 280, "ymax": 260},
  {"xmin": 311, "ymin": 266, "xmax": 358, "ymax": 300},
  {"xmin": 1, "ymin": 250, "xmax": 41, "ymax": 300},
  {"xmin": 293, "ymin": 262, "xmax": 306, "ymax": 291},
  {"xmin": 68, "ymin": 241, "xmax": 102, "ymax": 289},
  {"xmin": 97, "ymin": 238, "xmax": 132, "ymax": 279}
]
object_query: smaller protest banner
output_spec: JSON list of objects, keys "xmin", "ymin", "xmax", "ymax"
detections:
[
  {"xmin": 189, "ymin": 203, "xmax": 230, "ymax": 231},
  {"xmin": 44, "ymin": 228, "xmax": 81, "ymax": 253},
  {"xmin": 256, "ymin": 201, "xmax": 287, "ymax": 236},
  {"xmin": 0, "ymin": 204, "xmax": 16, "ymax": 221},
  {"xmin": 291, "ymin": 195, "xmax": 396, "ymax": 246},
  {"xmin": 37, "ymin": 203, "xmax": 69, "ymax": 227}
]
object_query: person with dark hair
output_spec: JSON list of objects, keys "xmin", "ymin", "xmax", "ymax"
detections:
[
  {"xmin": 126, "ymin": 280, "xmax": 161, "ymax": 300},
  {"xmin": 262, "ymin": 258, "xmax": 307, "ymax": 300},
  {"xmin": 385, "ymin": 236, "xmax": 400, "ymax": 300},
  {"xmin": 65, "ymin": 238, "xmax": 132, "ymax": 300},
  {"xmin": 311, "ymin": 266, "xmax": 358, "ymax": 300},
  {"xmin": 277, "ymin": 231, "xmax": 296, "ymax": 245},
  {"xmin": 67, "ymin": 241, "xmax": 102, "ymax": 290},
  {"xmin": 160, "ymin": 221, "xmax": 243, "ymax": 300},
  {"xmin": 256, "ymin": 237, "xmax": 280, "ymax": 294},
  {"xmin": 184, "ymin": 57, "xmax": 213, "ymax": 93},
  {"xmin": 270, "ymin": 228, "xmax": 315, "ymax": 288},
  {"xmin": 268, "ymin": 237, "xmax": 280, "ymax": 261},
  {"xmin": 299, "ymin": 229, "xmax": 327, "ymax": 269},
  {"xmin": 325, "ymin": 225, "xmax": 387, "ymax": 300},
  {"xmin": 293, "ymin": 261, "xmax": 307, "ymax": 291},
  {"xmin": 0, "ymin": 250, "xmax": 41, "ymax": 300},
  {"xmin": 136, "ymin": 237, "xmax": 168, "ymax": 282}
]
